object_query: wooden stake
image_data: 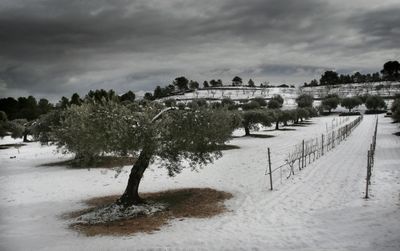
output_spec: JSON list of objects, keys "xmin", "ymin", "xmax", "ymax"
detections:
[{"xmin": 268, "ymin": 148, "xmax": 273, "ymax": 190}]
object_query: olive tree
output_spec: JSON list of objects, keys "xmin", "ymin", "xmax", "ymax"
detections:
[
  {"xmin": 321, "ymin": 94, "xmax": 340, "ymax": 113},
  {"xmin": 273, "ymin": 110, "xmax": 295, "ymax": 129},
  {"xmin": 241, "ymin": 110, "xmax": 273, "ymax": 136},
  {"xmin": 341, "ymin": 97, "xmax": 362, "ymax": 112},
  {"xmin": 48, "ymin": 101, "xmax": 240, "ymax": 205},
  {"xmin": 296, "ymin": 94, "xmax": 314, "ymax": 108},
  {"xmin": 365, "ymin": 95, "xmax": 387, "ymax": 112},
  {"xmin": 391, "ymin": 97, "xmax": 400, "ymax": 122}
]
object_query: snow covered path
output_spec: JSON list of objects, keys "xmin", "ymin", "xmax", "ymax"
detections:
[{"xmin": 0, "ymin": 115, "xmax": 399, "ymax": 250}]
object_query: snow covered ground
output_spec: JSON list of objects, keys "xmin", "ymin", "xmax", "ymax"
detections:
[{"xmin": 0, "ymin": 115, "xmax": 399, "ymax": 250}]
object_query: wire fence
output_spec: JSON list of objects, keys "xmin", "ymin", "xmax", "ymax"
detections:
[
  {"xmin": 265, "ymin": 115, "xmax": 363, "ymax": 190},
  {"xmin": 365, "ymin": 116, "xmax": 378, "ymax": 199}
]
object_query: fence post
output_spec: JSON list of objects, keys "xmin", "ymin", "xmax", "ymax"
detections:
[
  {"xmin": 267, "ymin": 148, "xmax": 273, "ymax": 190},
  {"xmin": 365, "ymin": 150, "xmax": 370, "ymax": 199},
  {"xmin": 321, "ymin": 134, "xmax": 324, "ymax": 156},
  {"xmin": 302, "ymin": 140, "xmax": 305, "ymax": 170}
]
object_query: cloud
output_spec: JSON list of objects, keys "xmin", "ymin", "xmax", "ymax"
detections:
[
  {"xmin": 0, "ymin": 0, "xmax": 399, "ymax": 101},
  {"xmin": 348, "ymin": 7, "xmax": 400, "ymax": 50}
]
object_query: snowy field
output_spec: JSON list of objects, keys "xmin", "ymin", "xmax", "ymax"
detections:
[{"xmin": 0, "ymin": 115, "xmax": 399, "ymax": 250}]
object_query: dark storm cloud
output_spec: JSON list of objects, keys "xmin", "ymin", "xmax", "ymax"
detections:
[
  {"xmin": 195, "ymin": 0, "xmax": 329, "ymax": 44},
  {"xmin": 349, "ymin": 7, "xmax": 400, "ymax": 50},
  {"xmin": 0, "ymin": 0, "xmax": 399, "ymax": 100}
]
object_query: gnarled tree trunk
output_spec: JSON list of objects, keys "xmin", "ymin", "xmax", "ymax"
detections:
[
  {"xmin": 244, "ymin": 126, "xmax": 250, "ymax": 136},
  {"xmin": 275, "ymin": 121, "xmax": 279, "ymax": 130},
  {"xmin": 117, "ymin": 147, "xmax": 153, "ymax": 206}
]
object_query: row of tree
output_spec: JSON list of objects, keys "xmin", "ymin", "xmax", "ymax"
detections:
[
  {"xmin": 304, "ymin": 61, "xmax": 400, "ymax": 87},
  {"xmin": 159, "ymin": 93, "xmax": 316, "ymax": 135},
  {"xmin": 321, "ymin": 94, "xmax": 387, "ymax": 113}
]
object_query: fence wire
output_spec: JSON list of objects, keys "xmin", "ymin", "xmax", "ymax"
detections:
[
  {"xmin": 365, "ymin": 116, "xmax": 378, "ymax": 199},
  {"xmin": 265, "ymin": 115, "xmax": 363, "ymax": 190}
]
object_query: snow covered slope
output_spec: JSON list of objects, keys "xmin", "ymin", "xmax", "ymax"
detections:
[
  {"xmin": 159, "ymin": 86, "xmax": 299, "ymax": 109},
  {"xmin": 301, "ymin": 81, "xmax": 400, "ymax": 99},
  {"xmin": 0, "ymin": 115, "xmax": 399, "ymax": 250}
]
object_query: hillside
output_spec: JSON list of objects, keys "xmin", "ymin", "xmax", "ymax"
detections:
[
  {"xmin": 301, "ymin": 81, "xmax": 400, "ymax": 99},
  {"xmin": 158, "ymin": 86, "xmax": 299, "ymax": 109}
]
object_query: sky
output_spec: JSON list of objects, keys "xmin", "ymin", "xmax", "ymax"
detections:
[{"xmin": 0, "ymin": 0, "xmax": 399, "ymax": 102}]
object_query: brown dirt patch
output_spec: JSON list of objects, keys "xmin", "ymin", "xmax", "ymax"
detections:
[
  {"xmin": 68, "ymin": 188, "xmax": 232, "ymax": 236},
  {"xmin": 40, "ymin": 156, "xmax": 135, "ymax": 169}
]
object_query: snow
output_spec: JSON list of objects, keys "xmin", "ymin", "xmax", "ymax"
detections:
[
  {"xmin": 1, "ymin": 115, "xmax": 399, "ymax": 250},
  {"xmin": 75, "ymin": 203, "xmax": 166, "ymax": 224}
]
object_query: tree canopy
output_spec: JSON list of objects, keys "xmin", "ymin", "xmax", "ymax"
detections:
[
  {"xmin": 341, "ymin": 97, "xmax": 362, "ymax": 112},
  {"xmin": 232, "ymin": 76, "xmax": 243, "ymax": 86},
  {"xmin": 365, "ymin": 95, "xmax": 387, "ymax": 111},
  {"xmin": 321, "ymin": 94, "xmax": 340, "ymax": 113},
  {"xmin": 296, "ymin": 94, "xmax": 314, "ymax": 108},
  {"xmin": 381, "ymin": 61, "xmax": 400, "ymax": 81},
  {"xmin": 37, "ymin": 100, "xmax": 240, "ymax": 205},
  {"xmin": 241, "ymin": 109, "xmax": 273, "ymax": 136},
  {"xmin": 173, "ymin": 76, "xmax": 189, "ymax": 91}
]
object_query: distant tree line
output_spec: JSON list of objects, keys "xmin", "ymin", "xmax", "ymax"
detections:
[
  {"xmin": 146, "ymin": 76, "xmax": 295, "ymax": 101},
  {"xmin": 304, "ymin": 60, "xmax": 400, "ymax": 87},
  {"xmin": 0, "ymin": 89, "xmax": 138, "ymax": 141}
]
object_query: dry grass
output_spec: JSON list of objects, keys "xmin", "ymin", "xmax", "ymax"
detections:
[{"xmin": 68, "ymin": 188, "xmax": 232, "ymax": 236}]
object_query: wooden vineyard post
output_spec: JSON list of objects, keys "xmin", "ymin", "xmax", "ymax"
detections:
[
  {"xmin": 301, "ymin": 140, "xmax": 305, "ymax": 170},
  {"xmin": 321, "ymin": 134, "xmax": 324, "ymax": 156},
  {"xmin": 365, "ymin": 150, "xmax": 371, "ymax": 199},
  {"xmin": 267, "ymin": 148, "xmax": 273, "ymax": 190}
]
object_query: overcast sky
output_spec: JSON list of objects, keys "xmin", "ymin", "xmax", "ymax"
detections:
[{"xmin": 1, "ymin": 0, "xmax": 399, "ymax": 101}]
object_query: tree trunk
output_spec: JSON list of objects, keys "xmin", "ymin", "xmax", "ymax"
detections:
[
  {"xmin": 275, "ymin": 121, "xmax": 279, "ymax": 130},
  {"xmin": 117, "ymin": 147, "xmax": 153, "ymax": 206},
  {"xmin": 244, "ymin": 126, "xmax": 250, "ymax": 136},
  {"xmin": 23, "ymin": 132, "xmax": 29, "ymax": 142}
]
